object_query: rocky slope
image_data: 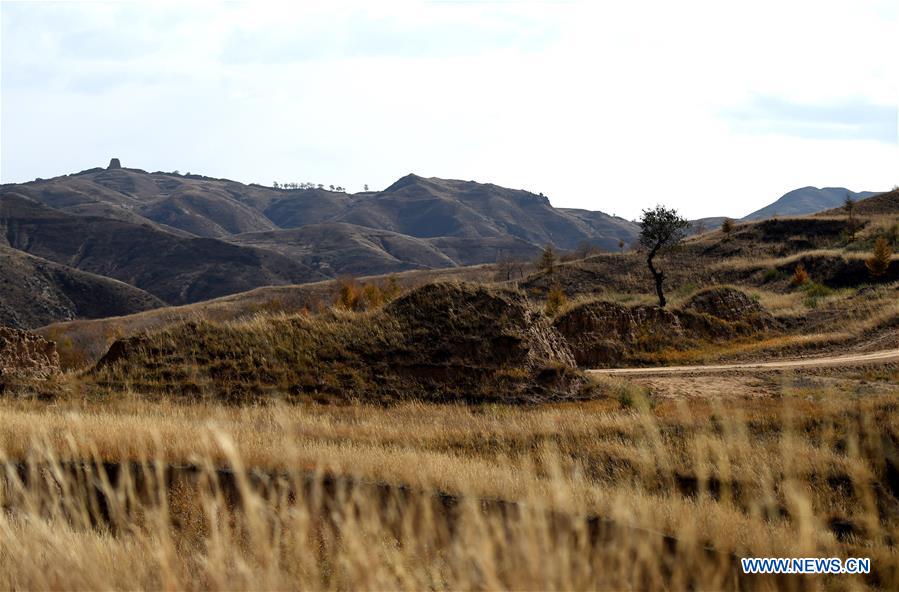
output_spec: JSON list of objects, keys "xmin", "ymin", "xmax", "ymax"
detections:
[{"xmin": 0, "ymin": 327, "xmax": 61, "ymax": 384}]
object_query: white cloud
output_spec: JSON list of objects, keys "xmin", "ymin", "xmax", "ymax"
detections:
[{"xmin": 2, "ymin": 0, "xmax": 896, "ymax": 219}]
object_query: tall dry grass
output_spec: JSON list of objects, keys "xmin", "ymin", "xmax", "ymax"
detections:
[{"xmin": 1, "ymin": 386, "xmax": 897, "ymax": 589}]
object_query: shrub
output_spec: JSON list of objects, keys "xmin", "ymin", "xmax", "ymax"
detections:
[
  {"xmin": 614, "ymin": 380, "xmax": 654, "ymax": 411},
  {"xmin": 335, "ymin": 277, "xmax": 403, "ymax": 311},
  {"xmin": 866, "ymin": 237, "xmax": 893, "ymax": 278},
  {"xmin": 721, "ymin": 218, "xmax": 735, "ymax": 234},
  {"xmin": 762, "ymin": 268, "xmax": 783, "ymax": 283},
  {"xmin": 802, "ymin": 281, "xmax": 834, "ymax": 308},
  {"xmin": 791, "ymin": 264, "xmax": 809, "ymax": 287},
  {"xmin": 381, "ymin": 276, "xmax": 401, "ymax": 301},
  {"xmin": 362, "ymin": 283, "xmax": 385, "ymax": 308},
  {"xmin": 885, "ymin": 223, "xmax": 899, "ymax": 246},
  {"xmin": 544, "ymin": 286, "xmax": 567, "ymax": 316},
  {"xmin": 336, "ymin": 278, "xmax": 362, "ymax": 310}
]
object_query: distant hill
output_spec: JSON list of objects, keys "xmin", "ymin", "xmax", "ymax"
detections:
[
  {"xmin": 818, "ymin": 188, "xmax": 899, "ymax": 217},
  {"xmin": 556, "ymin": 208, "xmax": 642, "ymax": 248},
  {"xmin": 328, "ymin": 174, "xmax": 637, "ymax": 251},
  {"xmin": 0, "ymin": 163, "xmax": 637, "ymax": 326},
  {"xmin": 0, "ymin": 192, "xmax": 326, "ymax": 305},
  {"xmin": 232, "ymin": 223, "xmax": 458, "ymax": 276},
  {"xmin": 232, "ymin": 223, "xmax": 544, "ymax": 275},
  {"xmin": 741, "ymin": 187, "xmax": 878, "ymax": 220},
  {"xmin": 0, "ymin": 244, "xmax": 162, "ymax": 329},
  {"xmin": 5, "ymin": 167, "xmax": 637, "ymax": 252},
  {"xmin": 686, "ymin": 187, "xmax": 883, "ymax": 234}
]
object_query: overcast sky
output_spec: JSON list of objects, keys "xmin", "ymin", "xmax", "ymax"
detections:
[{"xmin": 2, "ymin": 1, "xmax": 896, "ymax": 219}]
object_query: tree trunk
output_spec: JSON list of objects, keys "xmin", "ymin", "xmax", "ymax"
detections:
[{"xmin": 646, "ymin": 246, "xmax": 666, "ymax": 308}]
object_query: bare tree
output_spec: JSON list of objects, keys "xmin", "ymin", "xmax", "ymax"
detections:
[
  {"xmin": 496, "ymin": 256, "xmax": 527, "ymax": 282},
  {"xmin": 574, "ymin": 240, "xmax": 602, "ymax": 260}
]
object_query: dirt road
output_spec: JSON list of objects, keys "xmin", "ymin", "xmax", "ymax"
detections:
[{"xmin": 589, "ymin": 348, "xmax": 899, "ymax": 376}]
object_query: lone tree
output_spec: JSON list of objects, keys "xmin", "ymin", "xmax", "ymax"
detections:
[
  {"xmin": 844, "ymin": 194, "xmax": 860, "ymax": 240},
  {"xmin": 721, "ymin": 218, "xmax": 735, "ymax": 234},
  {"xmin": 639, "ymin": 205, "xmax": 689, "ymax": 308},
  {"xmin": 537, "ymin": 244, "xmax": 557, "ymax": 274},
  {"xmin": 866, "ymin": 237, "xmax": 893, "ymax": 277}
]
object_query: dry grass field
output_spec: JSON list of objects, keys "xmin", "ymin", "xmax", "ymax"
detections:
[
  {"xmin": 1, "ymin": 370, "xmax": 898, "ymax": 589},
  {"xmin": 4, "ymin": 2, "xmax": 898, "ymax": 588},
  {"xmin": 3, "ymin": 204, "xmax": 898, "ymax": 590}
]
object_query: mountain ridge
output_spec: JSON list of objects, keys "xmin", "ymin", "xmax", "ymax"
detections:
[
  {"xmin": 3, "ymin": 162, "xmax": 884, "ymax": 329},
  {"xmin": 741, "ymin": 186, "xmax": 879, "ymax": 220},
  {"xmin": 1, "ymin": 163, "xmax": 637, "ymax": 327}
]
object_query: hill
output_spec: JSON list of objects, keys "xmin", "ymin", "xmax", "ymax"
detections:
[
  {"xmin": 0, "ymin": 192, "xmax": 326, "ymax": 305},
  {"xmin": 741, "ymin": 187, "xmax": 878, "ymax": 220},
  {"xmin": 326, "ymin": 174, "xmax": 638, "ymax": 251},
  {"xmin": 93, "ymin": 282, "xmax": 588, "ymax": 403},
  {"xmin": 0, "ymin": 244, "xmax": 162, "ymax": 329},
  {"xmin": 4, "ymin": 167, "xmax": 638, "ymax": 253},
  {"xmin": 6, "ymin": 161, "xmax": 889, "ymax": 330},
  {"xmin": 231, "ymin": 223, "xmax": 456, "ymax": 275},
  {"xmin": 0, "ymin": 163, "xmax": 640, "ymax": 325},
  {"xmin": 819, "ymin": 188, "xmax": 899, "ymax": 217}
]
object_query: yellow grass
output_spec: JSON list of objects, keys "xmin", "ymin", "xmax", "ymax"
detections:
[
  {"xmin": 1, "ymin": 380, "xmax": 898, "ymax": 589},
  {"xmin": 38, "ymin": 264, "xmax": 497, "ymax": 369}
]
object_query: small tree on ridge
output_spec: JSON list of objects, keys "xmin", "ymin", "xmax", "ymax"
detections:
[
  {"xmin": 537, "ymin": 245, "xmax": 558, "ymax": 274},
  {"xmin": 639, "ymin": 205, "xmax": 689, "ymax": 308},
  {"xmin": 844, "ymin": 194, "xmax": 860, "ymax": 240}
]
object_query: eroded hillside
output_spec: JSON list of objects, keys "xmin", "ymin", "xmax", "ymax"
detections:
[{"xmin": 1, "ymin": 164, "xmax": 639, "ymax": 326}]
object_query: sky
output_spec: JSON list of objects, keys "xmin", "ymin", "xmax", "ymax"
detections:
[{"xmin": 1, "ymin": 1, "xmax": 897, "ymax": 220}]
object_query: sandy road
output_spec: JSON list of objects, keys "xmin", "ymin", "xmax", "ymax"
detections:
[{"xmin": 589, "ymin": 348, "xmax": 899, "ymax": 376}]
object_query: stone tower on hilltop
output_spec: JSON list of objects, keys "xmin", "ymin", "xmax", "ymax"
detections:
[{"xmin": 107, "ymin": 158, "xmax": 122, "ymax": 170}]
